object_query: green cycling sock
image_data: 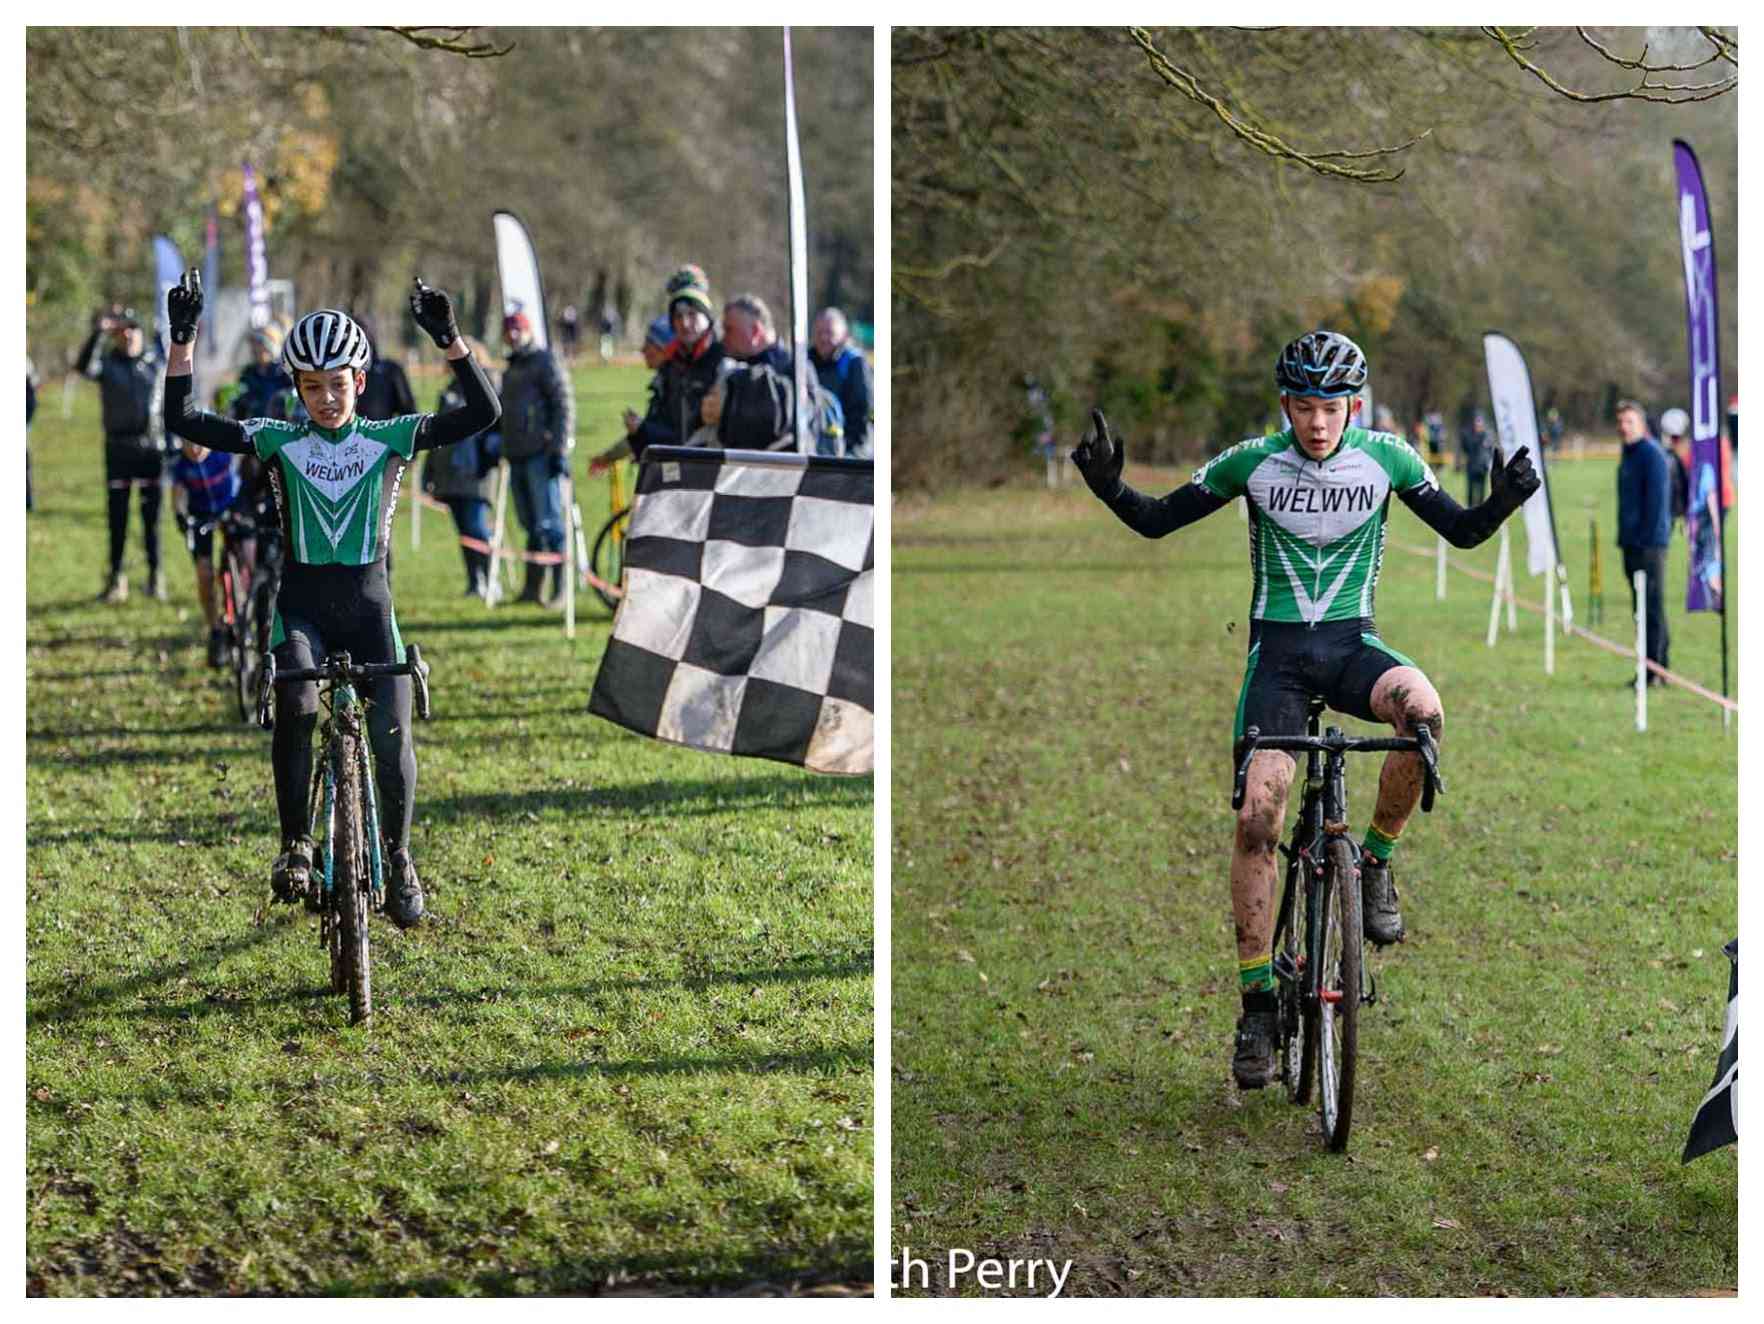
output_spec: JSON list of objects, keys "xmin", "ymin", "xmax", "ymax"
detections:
[
  {"xmin": 1363, "ymin": 822, "xmax": 1400, "ymax": 863},
  {"xmin": 1238, "ymin": 955, "xmax": 1275, "ymax": 994}
]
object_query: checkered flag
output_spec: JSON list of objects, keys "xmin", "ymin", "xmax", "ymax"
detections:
[
  {"xmin": 1683, "ymin": 939, "xmax": 1737, "ymax": 1163},
  {"xmin": 589, "ymin": 446, "xmax": 873, "ymax": 774}
]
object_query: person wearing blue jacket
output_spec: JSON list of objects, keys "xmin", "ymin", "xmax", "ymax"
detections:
[
  {"xmin": 1616, "ymin": 399, "xmax": 1672, "ymax": 680},
  {"xmin": 811, "ymin": 308, "xmax": 873, "ymax": 459}
]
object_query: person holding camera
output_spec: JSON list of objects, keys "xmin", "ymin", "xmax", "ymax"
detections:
[{"xmin": 77, "ymin": 305, "xmax": 168, "ymax": 603}]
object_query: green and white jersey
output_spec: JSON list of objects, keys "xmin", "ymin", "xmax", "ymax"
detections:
[
  {"xmin": 245, "ymin": 413, "xmax": 424, "ymax": 566},
  {"xmin": 1193, "ymin": 427, "xmax": 1438, "ymax": 625}
]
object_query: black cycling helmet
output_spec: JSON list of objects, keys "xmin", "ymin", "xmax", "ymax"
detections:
[{"xmin": 1275, "ymin": 330, "xmax": 1368, "ymax": 399}]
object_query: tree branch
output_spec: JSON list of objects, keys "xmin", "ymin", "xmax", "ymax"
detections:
[
  {"xmin": 1482, "ymin": 26, "xmax": 1737, "ymax": 103},
  {"xmin": 375, "ymin": 28, "xmax": 515, "ymax": 60},
  {"xmin": 1128, "ymin": 27, "xmax": 1425, "ymax": 183}
]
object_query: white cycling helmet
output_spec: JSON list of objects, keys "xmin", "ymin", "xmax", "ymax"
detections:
[
  {"xmin": 283, "ymin": 309, "xmax": 371, "ymax": 377},
  {"xmin": 1660, "ymin": 407, "xmax": 1690, "ymax": 438}
]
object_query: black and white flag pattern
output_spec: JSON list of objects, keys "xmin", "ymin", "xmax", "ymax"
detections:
[
  {"xmin": 1683, "ymin": 938, "xmax": 1737, "ymax": 1163},
  {"xmin": 589, "ymin": 446, "xmax": 873, "ymax": 774}
]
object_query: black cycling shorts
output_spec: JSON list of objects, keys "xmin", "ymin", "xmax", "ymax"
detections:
[{"xmin": 1233, "ymin": 618, "xmax": 1418, "ymax": 746}]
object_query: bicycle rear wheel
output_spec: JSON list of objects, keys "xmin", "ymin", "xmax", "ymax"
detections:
[
  {"xmin": 1318, "ymin": 836, "xmax": 1362, "ymax": 1151},
  {"xmin": 589, "ymin": 507, "xmax": 630, "ymax": 611},
  {"xmin": 331, "ymin": 731, "xmax": 373, "ymax": 1027}
]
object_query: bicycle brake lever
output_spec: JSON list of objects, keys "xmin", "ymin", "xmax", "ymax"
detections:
[
  {"xmin": 407, "ymin": 643, "xmax": 432, "ymax": 721},
  {"xmin": 1416, "ymin": 727, "xmax": 1444, "ymax": 811},
  {"xmin": 257, "ymin": 653, "xmax": 277, "ymax": 730},
  {"xmin": 1230, "ymin": 728, "xmax": 1259, "ymax": 811}
]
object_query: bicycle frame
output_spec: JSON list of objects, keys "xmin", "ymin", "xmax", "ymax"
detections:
[
  {"xmin": 265, "ymin": 646, "xmax": 433, "ymax": 912},
  {"xmin": 1233, "ymin": 701, "xmax": 1443, "ymax": 1144},
  {"xmin": 312, "ymin": 680, "xmax": 385, "ymax": 908}
]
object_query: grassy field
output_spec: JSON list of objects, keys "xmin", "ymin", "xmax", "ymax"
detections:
[
  {"xmin": 891, "ymin": 451, "xmax": 1737, "ymax": 1297},
  {"xmin": 25, "ymin": 359, "xmax": 873, "ymax": 1296}
]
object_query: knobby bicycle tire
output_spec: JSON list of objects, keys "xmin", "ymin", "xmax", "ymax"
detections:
[
  {"xmin": 589, "ymin": 507, "xmax": 630, "ymax": 612},
  {"xmin": 229, "ymin": 552, "xmax": 255, "ymax": 723},
  {"xmin": 332, "ymin": 729, "xmax": 373, "ymax": 1027},
  {"xmin": 1276, "ymin": 878, "xmax": 1308, "ymax": 1104},
  {"xmin": 1319, "ymin": 836, "xmax": 1362, "ymax": 1151}
]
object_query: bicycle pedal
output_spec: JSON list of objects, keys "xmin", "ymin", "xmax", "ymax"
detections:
[{"xmin": 1362, "ymin": 972, "xmax": 1379, "ymax": 1006}]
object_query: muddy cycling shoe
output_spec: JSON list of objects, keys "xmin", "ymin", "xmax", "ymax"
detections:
[
  {"xmin": 271, "ymin": 837, "xmax": 315, "ymax": 905},
  {"xmin": 98, "ymin": 572, "xmax": 128, "ymax": 605},
  {"xmin": 384, "ymin": 848, "xmax": 426, "ymax": 929},
  {"xmin": 147, "ymin": 569, "xmax": 168, "ymax": 601},
  {"xmin": 1231, "ymin": 1008, "xmax": 1279, "ymax": 1089},
  {"xmin": 206, "ymin": 626, "xmax": 229, "ymax": 668},
  {"xmin": 1361, "ymin": 858, "xmax": 1405, "ymax": 946}
]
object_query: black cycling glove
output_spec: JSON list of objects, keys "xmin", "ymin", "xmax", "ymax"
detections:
[
  {"xmin": 1488, "ymin": 444, "xmax": 1541, "ymax": 513},
  {"xmin": 1071, "ymin": 407, "xmax": 1125, "ymax": 500},
  {"xmin": 410, "ymin": 278, "xmax": 460, "ymax": 349},
  {"xmin": 167, "ymin": 268, "xmax": 203, "ymax": 345}
]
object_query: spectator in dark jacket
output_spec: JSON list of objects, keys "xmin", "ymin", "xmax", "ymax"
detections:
[
  {"xmin": 724, "ymin": 293, "xmax": 823, "ymax": 401},
  {"xmin": 1458, "ymin": 411, "xmax": 1493, "ymax": 506},
  {"xmin": 1616, "ymin": 399, "xmax": 1672, "ymax": 678},
  {"xmin": 232, "ymin": 327, "xmax": 295, "ymax": 422},
  {"xmin": 1660, "ymin": 406, "xmax": 1691, "ymax": 527},
  {"xmin": 355, "ymin": 322, "xmax": 418, "ymax": 422},
  {"xmin": 810, "ymin": 307, "xmax": 872, "ymax": 459},
  {"xmin": 620, "ymin": 266, "xmax": 726, "ymax": 463},
  {"xmin": 498, "ymin": 310, "xmax": 575, "ymax": 603},
  {"xmin": 78, "ymin": 306, "xmax": 167, "ymax": 603},
  {"xmin": 27, "ymin": 354, "xmax": 38, "ymax": 513},
  {"xmin": 423, "ymin": 335, "xmax": 504, "ymax": 598}
]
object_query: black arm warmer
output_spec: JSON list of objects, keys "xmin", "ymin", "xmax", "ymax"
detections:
[
  {"xmin": 1100, "ymin": 479, "xmax": 1230, "ymax": 538},
  {"xmin": 1399, "ymin": 482, "xmax": 1521, "ymax": 549},
  {"xmin": 163, "ymin": 372, "xmax": 254, "ymax": 454},
  {"xmin": 415, "ymin": 353, "xmax": 501, "ymax": 452}
]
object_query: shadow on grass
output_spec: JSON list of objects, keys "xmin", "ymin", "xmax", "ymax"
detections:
[
  {"xmin": 27, "ymin": 909, "xmax": 300, "ymax": 1026},
  {"xmin": 30, "ymin": 1234, "xmax": 873, "ymax": 1298},
  {"xmin": 44, "ymin": 953, "xmax": 875, "ymax": 1026},
  {"xmin": 28, "ymin": 719, "xmax": 251, "ymax": 741},
  {"xmin": 434, "ymin": 1040, "xmax": 870, "ymax": 1087},
  {"xmin": 423, "ymin": 776, "xmax": 872, "ymax": 822},
  {"xmin": 323, "ymin": 1241, "xmax": 874, "ymax": 1298}
]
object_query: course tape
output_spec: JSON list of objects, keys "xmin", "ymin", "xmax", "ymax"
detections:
[
  {"xmin": 1398, "ymin": 540, "xmax": 1738, "ymax": 714},
  {"xmin": 414, "ymin": 492, "xmax": 565, "ymax": 565}
]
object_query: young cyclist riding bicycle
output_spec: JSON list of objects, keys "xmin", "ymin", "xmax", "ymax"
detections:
[
  {"xmin": 164, "ymin": 270, "xmax": 501, "ymax": 928},
  {"xmin": 1071, "ymin": 331, "xmax": 1540, "ymax": 1090}
]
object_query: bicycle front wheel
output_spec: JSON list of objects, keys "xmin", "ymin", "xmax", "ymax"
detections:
[
  {"xmin": 1318, "ymin": 836, "xmax": 1362, "ymax": 1151},
  {"xmin": 231, "ymin": 563, "xmax": 258, "ymax": 724},
  {"xmin": 332, "ymin": 732, "xmax": 373, "ymax": 1027},
  {"xmin": 589, "ymin": 507, "xmax": 630, "ymax": 612}
]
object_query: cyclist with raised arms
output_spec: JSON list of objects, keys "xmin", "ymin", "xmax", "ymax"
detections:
[
  {"xmin": 1072, "ymin": 331, "xmax": 1539, "ymax": 1089},
  {"xmin": 163, "ymin": 270, "xmax": 501, "ymax": 928}
]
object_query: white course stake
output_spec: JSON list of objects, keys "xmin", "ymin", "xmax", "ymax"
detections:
[
  {"xmin": 1634, "ymin": 568, "xmax": 1647, "ymax": 732},
  {"xmin": 1486, "ymin": 526, "xmax": 1511, "ymax": 647},
  {"xmin": 1544, "ymin": 558, "xmax": 1555, "ymax": 675},
  {"xmin": 562, "ymin": 473, "xmax": 577, "ymax": 641},
  {"xmin": 1436, "ymin": 535, "xmax": 1447, "ymax": 601},
  {"xmin": 486, "ymin": 462, "xmax": 511, "ymax": 607}
]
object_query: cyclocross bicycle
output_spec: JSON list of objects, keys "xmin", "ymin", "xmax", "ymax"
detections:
[
  {"xmin": 587, "ymin": 456, "xmax": 631, "ymax": 612},
  {"xmin": 1231, "ymin": 696, "xmax": 1443, "ymax": 1151},
  {"xmin": 257, "ymin": 645, "xmax": 431, "ymax": 1027}
]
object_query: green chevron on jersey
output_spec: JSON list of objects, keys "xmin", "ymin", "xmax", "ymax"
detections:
[
  {"xmin": 1193, "ymin": 427, "xmax": 1437, "ymax": 624},
  {"xmin": 246, "ymin": 414, "xmax": 423, "ymax": 566}
]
